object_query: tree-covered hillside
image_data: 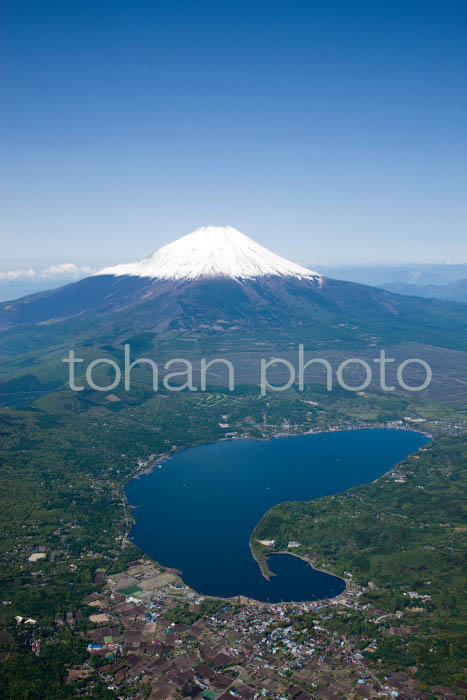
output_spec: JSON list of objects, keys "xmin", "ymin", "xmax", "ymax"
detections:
[{"xmin": 252, "ymin": 435, "xmax": 467, "ymax": 686}]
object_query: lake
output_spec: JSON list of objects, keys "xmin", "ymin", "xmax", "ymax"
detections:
[{"xmin": 125, "ymin": 428, "xmax": 429, "ymax": 602}]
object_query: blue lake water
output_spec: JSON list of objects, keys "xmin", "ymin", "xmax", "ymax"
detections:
[{"xmin": 126, "ymin": 429, "xmax": 429, "ymax": 602}]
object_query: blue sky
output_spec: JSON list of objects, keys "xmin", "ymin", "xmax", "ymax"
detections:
[{"xmin": 2, "ymin": 0, "xmax": 466, "ymax": 266}]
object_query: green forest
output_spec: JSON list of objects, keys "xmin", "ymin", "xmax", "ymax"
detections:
[
  {"xmin": 253, "ymin": 435, "xmax": 467, "ymax": 686},
  {"xmin": 0, "ymin": 379, "xmax": 465, "ymax": 696}
]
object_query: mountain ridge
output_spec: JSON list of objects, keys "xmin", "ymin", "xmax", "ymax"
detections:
[{"xmin": 383, "ymin": 278, "xmax": 467, "ymax": 303}]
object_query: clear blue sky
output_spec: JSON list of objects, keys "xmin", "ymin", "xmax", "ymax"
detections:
[{"xmin": 2, "ymin": 0, "xmax": 466, "ymax": 265}]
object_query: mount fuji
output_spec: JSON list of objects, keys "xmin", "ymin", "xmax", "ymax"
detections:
[
  {"xmin": 96, "ymin": 225, "xmax": 321, "ymax": 282},
  {"xmin": 0, "ymin": 226, "xmax": 465, "ymax": 355}
]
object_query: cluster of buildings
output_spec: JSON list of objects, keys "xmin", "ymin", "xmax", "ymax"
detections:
[{"xmin": 60, "ymin": 559, "xmax": 462, "ymax": 700}]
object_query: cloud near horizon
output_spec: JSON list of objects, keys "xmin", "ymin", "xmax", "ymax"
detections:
[{"xmin": 0, "ymin": 263, "xmax": 99, "ymax": 281}]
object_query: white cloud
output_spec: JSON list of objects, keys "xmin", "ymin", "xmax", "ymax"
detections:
[
  {"xmin": 0, "ymin": 264, "xmax": 99, "ymax": 281},
  {"xmin": 0, "ymin": 269, "xmax": 37, "ymax": 280},
  {"xmin": 39, "ymin": 263, "xmax": 98, "ymax": 278},
  {"xmin": 40, "ymin": 263, "xmax": 79, "ymax": 277}
]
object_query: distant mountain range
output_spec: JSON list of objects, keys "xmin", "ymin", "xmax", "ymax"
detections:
[
  {"xmin": 312, "ymin": 262, "xmax": 467, "ymax": 287},
  {"xmin": 382, "ymin": 278, "xmax": 467, "ymax": 302},
  {"xmin": 311, "ymin": 263, "xmax": 467, "ymax": 302}
]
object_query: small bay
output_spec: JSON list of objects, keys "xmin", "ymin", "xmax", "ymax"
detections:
[{"xmin": 126, "ymin": 428, "xmax": 429, "ymax": 602}]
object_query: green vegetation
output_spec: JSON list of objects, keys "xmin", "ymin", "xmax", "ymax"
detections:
[
  {"xmin": 0, "ymin": 627, "xmax": 116, "ymax": 699},
  {"xmin": 252, "ymin": 435, "xmax": 467, "ymax": 686},
  {"xmin": 0, "ymin": 373, "xmax": 465, "ymax": 695}
]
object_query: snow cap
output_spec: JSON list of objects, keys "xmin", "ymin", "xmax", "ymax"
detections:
[{"xmin": 96, "ymin": 225, "xmax": 321, "ymax": 281}]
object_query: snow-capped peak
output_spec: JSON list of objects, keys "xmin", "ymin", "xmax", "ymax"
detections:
[{"xmin": 96, "ymin": 226, "xmax": 321, "ymax": 282}]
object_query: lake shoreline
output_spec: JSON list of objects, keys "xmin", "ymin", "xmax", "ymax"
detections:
[
  {"xmin": 125, "ymin": 426, "xmax": 429, "ymax": 604},
  {"xmin": 129, "ymin": 423, "xmax": 432, "ymax": 483},
  {"xmin": 248, "ymin": 430, "xmax": 430, "ymax": 601},
  {"xmin": 250, "ymin": 544, "xmax": 349, "ymax": 595}
]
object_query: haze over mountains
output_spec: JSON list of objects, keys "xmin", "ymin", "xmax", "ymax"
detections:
[
  {"xmin": 312, "ymin": 262, "xmax": 467, "ymax": 287},
  {"xmin": 311, "ymin": 263, "xmax": 467, "ymax": 303},
  {"xmin": 382, "ymin": 278, "xmax": 467, "ymax": 303}
]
